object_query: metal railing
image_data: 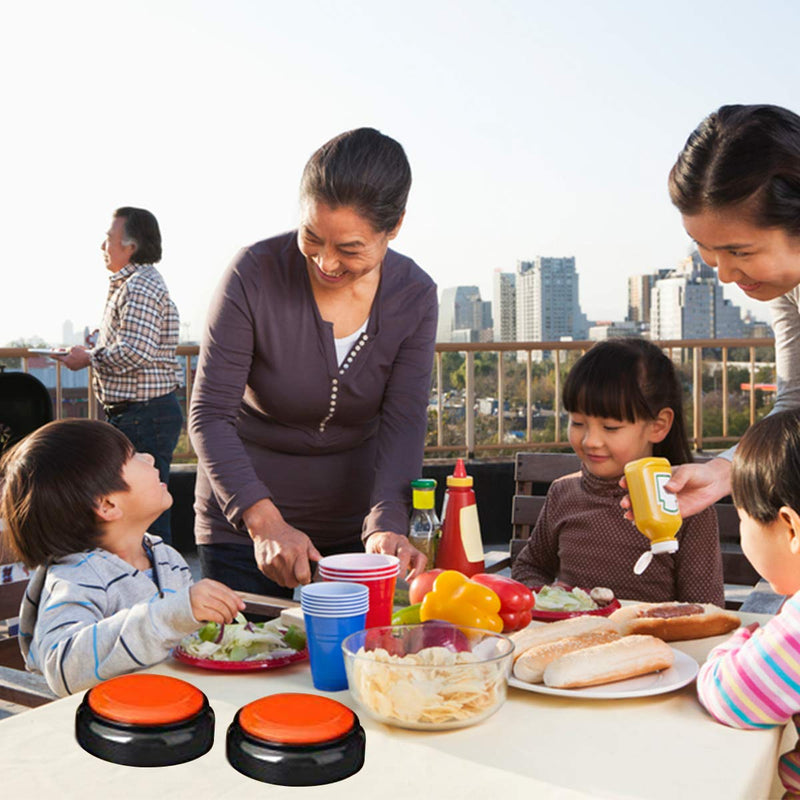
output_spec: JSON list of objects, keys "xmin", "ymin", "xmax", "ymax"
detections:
[
  {"xmin": 431, "ymin": 338, "xmax": 774, "ymax": 458},
  {"xmin": 2, "ymin": 338, "xmax": 775, "ymax": 460}
]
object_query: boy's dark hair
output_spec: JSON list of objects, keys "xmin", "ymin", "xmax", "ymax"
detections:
[
  {"xmin": 669, "ymin": 104, "xmax": 800, "ymax": 237},
  {"xmin": 300, "ymin": 127, "xmax": 411, "ymax": 233},
  {"xmin": 0, "ymin": 419, "xmax": 133, "ymax": 567},
  {"xmin": 562, "ymin": 338, "xmax": 692, "ymax": 465},
  {"xmin": 115, "ymin": 206, "xmax": 162, "ymax": 265},
  {"xmin": 731, "ymin": 409, "xmax": 800, "ymax": 523}
]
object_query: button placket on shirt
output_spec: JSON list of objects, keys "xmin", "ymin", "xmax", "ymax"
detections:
[{"xmin": 318, "ymin": 332, "xmax": 369, "ymax": 432}]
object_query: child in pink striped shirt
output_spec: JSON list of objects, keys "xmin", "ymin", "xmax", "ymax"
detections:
[{"xmin": 696, "ymin": 409, "xmax": 800, "ymax": 797}]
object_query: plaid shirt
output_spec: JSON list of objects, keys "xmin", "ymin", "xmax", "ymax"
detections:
[{"xmin": 91, "ymin": 263, "xmax": 182, "ymax": 404}]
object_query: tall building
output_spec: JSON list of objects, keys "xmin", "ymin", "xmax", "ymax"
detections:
[
  {"xmin": 480, "ymin": 301, "xmax": 493, "ymax": 342},
  {"xmin": 515, "ymin": 256, "xmax": 588, "ymax": 360},
  {"xmin": 62, "ymin": 319, "xmax": 75, "ymax": 347},
  {"xmin": 650, "ymin": 252, "xmax": 747, "ymax": 341},
  {"xmin": 742, "ymin": 311, "xmax": 772, "ymax": 339},
  {"xmin": 627, "ymin": 269, "xmax": 671, "ymax": 324},
  {"xmin": 588, "ymin": 321, "xmax": 641, "ymax": 341},
  {"xmin": 492, "ymin": 271, "xmax": 516, "ymax": 342},
  {"xmin": 437, "ymin": 286, "xmax": 491, "ymax": 342}
]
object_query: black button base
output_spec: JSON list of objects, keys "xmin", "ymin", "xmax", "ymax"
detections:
[
  {"xmin": 226, "ymin": 712, "xmax": 366, "ymax": 786},
  {"xmin": 75, "ymin": 697, "xmax": 215, "ymax": 767}
]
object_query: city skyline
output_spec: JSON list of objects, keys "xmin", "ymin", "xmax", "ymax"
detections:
[
  {"xmin": 436, "ymin": 248, "xmax": 763, "ymax": 344},
  {"xmin": 3, "ymin": 1, "xmax": 799, "ymax": 345},
  {"xmin": 45, "ymin": 244, "xmax": 774, "ymax": 348}
]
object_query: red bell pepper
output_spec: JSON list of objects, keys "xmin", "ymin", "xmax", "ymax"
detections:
[{"xmin": 471, "ymin": 574, "xmax": 534, "ymax": 632}]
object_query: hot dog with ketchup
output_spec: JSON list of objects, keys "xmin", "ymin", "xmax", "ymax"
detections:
[{"xmin": 610, "ymin": 602, "xmax": 740, "ymax": 641}]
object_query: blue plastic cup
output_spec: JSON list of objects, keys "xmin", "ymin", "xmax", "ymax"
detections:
[{"xmin": 304, "ymin": 610, "xmax": 367, "ymax": 691}]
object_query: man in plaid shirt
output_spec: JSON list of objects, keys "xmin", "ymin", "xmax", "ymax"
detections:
[{"xmin": 58, "ymin": 207, "xmax": 183, "ymax": 542}]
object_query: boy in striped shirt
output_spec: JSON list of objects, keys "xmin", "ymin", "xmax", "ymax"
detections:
[{"xmin": 696, "ymin": 409, "xmax": 800, "ymax": 797}]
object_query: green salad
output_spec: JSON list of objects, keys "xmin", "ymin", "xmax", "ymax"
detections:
[
  {"xmin": 179, "ymin": 613, "xmax": 306, "ymax": 661},
  {"xmin": 533, "ymin": 585, "xmax": 597, "ymax": 612}
]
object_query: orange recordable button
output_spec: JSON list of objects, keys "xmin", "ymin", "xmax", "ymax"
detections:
[
  {"xmin": 87, "ymin": 674, "xmax": 205, "ymax": 725},
  {"xmin": 239, "ymin": 693, "xmax": 355, "ymax": 745}
]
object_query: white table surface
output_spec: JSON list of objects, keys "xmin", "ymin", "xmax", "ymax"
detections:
[{"xmin": 0, "ymin": 611, "xmax": 788, "ymax": 800}]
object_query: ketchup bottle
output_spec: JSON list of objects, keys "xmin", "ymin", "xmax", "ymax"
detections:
[{"xmin": 435, "ymin": 459, "xmax": 485, "ymax": 576}]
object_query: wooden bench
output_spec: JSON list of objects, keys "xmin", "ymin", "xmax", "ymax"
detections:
[
  {"xmin": 0, "ymin": 576, "xmax": 56, "ymax": 707},
  {"xmin": 492, "ymin": 452, "xmax": 766, "ymax": 611}
]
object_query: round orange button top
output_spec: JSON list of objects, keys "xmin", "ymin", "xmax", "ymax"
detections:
[
  {"xmin": 87, "ymin": 675, "xmax": 205, "ymax": 725},
  {"xmin": 239, "ymin": 693, "xmax": 355, "ymax": 745}
]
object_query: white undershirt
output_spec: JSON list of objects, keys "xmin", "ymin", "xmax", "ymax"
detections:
[{"xmin": 334, "ymin": 318, "xmax": 369, "ymax": 366}]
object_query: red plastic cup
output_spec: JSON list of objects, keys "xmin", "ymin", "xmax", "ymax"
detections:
[
  {"xmin": 318, "ymin": 568, "xmax": 397, "ymax": 580},
  {"xmin": 318, "ymin": 554, "xmax": 398, "ymax": 572},
  {"xmin": 317, "ymin": 554, "xmax": 399, "ymax": 628},
  {"xmin": 319, "ymin": 572, "xmax": 397, "ymax": 628}
]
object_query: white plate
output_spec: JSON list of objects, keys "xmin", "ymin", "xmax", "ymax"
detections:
[
  {"xmin": 29, "ymin": 348, "xmax": 68, "ymax": 356},
  {"xmin": 508, "ymin": 648, "xmax": 698, "ymax": 699}
]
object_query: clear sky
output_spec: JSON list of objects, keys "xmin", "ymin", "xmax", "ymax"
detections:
[{"xmin": 3, "ymin": 0, "xmax": 800, "ymax": 345}]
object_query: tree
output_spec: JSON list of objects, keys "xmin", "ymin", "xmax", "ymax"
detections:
[{"xmin": 0, "ymin": 337, "xmax": 46, "ymax": 370}]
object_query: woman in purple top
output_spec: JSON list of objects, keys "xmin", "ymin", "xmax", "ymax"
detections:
[{"xmin": 190, "ymin": 128, "xmax": 437, "ymax": 596}]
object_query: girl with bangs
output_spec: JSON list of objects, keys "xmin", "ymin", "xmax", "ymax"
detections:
[{"xmin": 511, "ymin": 338, "xmax": 724, "ymax": 604}]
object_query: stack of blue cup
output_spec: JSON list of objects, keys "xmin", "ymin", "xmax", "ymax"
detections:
[{"xmin": 300, "ymin": 583, "xmax": 369, "ymax": 691}]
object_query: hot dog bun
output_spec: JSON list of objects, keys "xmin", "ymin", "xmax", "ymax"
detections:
[
  {"xmin": 513, "ymin": 629, "xmax": 621, "ymax": 683},
  {"xmin": 609, "ymin": 602, "xmax": 740, "ymax": 641},
  {"xmin": 509, "ymin": 616, "xmax": 618, "ymax": 661},
  {"xmin": 543, "ymin": 634, "xmax": 674, "ymax": 689}
]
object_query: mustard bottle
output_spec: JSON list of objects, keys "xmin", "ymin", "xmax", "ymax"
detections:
[{"xmin": 624, "ymin": 457, "xmax": 681, "ymax": 575}]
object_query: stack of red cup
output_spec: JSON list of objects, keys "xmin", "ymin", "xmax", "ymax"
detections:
[{"xmin": 317, "ymin": 554, "xmax": 400, "ymax": 628}]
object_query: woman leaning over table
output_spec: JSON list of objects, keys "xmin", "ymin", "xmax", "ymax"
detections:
[
  {"xmin": 189, "ymin": 128, "xmax": 436, "ymax": 597},
  {"xmin": 628, "ymin": 104, "xmax": 800, "ymax": 519}
]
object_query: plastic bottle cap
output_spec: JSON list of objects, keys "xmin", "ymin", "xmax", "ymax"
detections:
[
  {"xmin": 633, "ymin": 551, "xmax": 652, "ymax": 575},
  {"xmin": 87, "ymin": 674, "xmax": 205, "ymax": 725},
  {"xmin": 412, "ymin": 492, "xmax": 436, "ymax": 509},
  {"xmin": 651, "ymin": 539, "xmax": 679, "ymax": 555},
  {"xmin": 411, "ymin": 478, "xmax": 437, "ymax": 509},
  {"xmin": 447, "ymin": 458, "xmax": 473, "ymax": 487},
  {"xmin": 633, "ymin": 539, "xmax": 680, "ymax": 575}
]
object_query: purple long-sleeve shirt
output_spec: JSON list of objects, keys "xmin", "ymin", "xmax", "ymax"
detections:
[{"xmin": 190, "ymin": 231, "xmax": 437, "ymax": 548}]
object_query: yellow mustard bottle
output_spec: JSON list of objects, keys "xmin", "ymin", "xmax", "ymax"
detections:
[{"xmin": 624, "ymin": 457, "xmax": 681, "ymax": 575}]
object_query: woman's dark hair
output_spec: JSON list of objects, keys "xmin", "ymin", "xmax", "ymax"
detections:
[
  {"xmin": 562, "ymin": 338, "xmax": 692, "ymax": 465},
  {"xmin": 669, "ymin": 104, "xmax": 800, "ymax": 237},
  {"xmin": 115, "ymin": 206, "xmax": 162, "ymax": 264},
  {"xmin": 731, "ymin": 409, "xmax": 800, "ymax": 523},
  {"xmin": 300, "ymin": 127, "xmax": 411, "ymax": 233},
  {"xmin": 0, "ymin": 420, "xmax": 133, "ymax": 567}
]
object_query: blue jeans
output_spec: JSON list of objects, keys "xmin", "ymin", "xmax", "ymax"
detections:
[
  {"xmin": 198, "ymin": 538, "xmax": 365, "ymax": 599},
  {"xmin": 108, "ymin": 391, "xmax": 183, "ymax": 544}
]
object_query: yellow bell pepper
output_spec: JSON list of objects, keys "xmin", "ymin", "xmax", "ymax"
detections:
[{"xmin": 419, "ymin": 570, "xmax": 503, "ymax": 633}]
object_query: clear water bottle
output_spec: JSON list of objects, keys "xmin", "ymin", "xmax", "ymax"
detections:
[{"xmin": 408, "ymin": 479, "xmax": 440, "ymax": 566}]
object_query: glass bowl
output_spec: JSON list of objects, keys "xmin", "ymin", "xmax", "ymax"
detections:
[{"xmin": 341, "ymin": 623, "xmax": 514, "ymax": 730}]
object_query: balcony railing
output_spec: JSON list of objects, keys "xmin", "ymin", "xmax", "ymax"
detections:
[{"xmin": 2, "ymin": 338, "xmax": 775, "ymax": 460}]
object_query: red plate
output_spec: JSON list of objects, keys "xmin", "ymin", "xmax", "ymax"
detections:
[
  {"xmin": 530, "ymin": 586, "xmax": 621, "ymax": 623},
  {"xmin": 172, "ymin": 646, "xmax": 308, "ymax": 672}
]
